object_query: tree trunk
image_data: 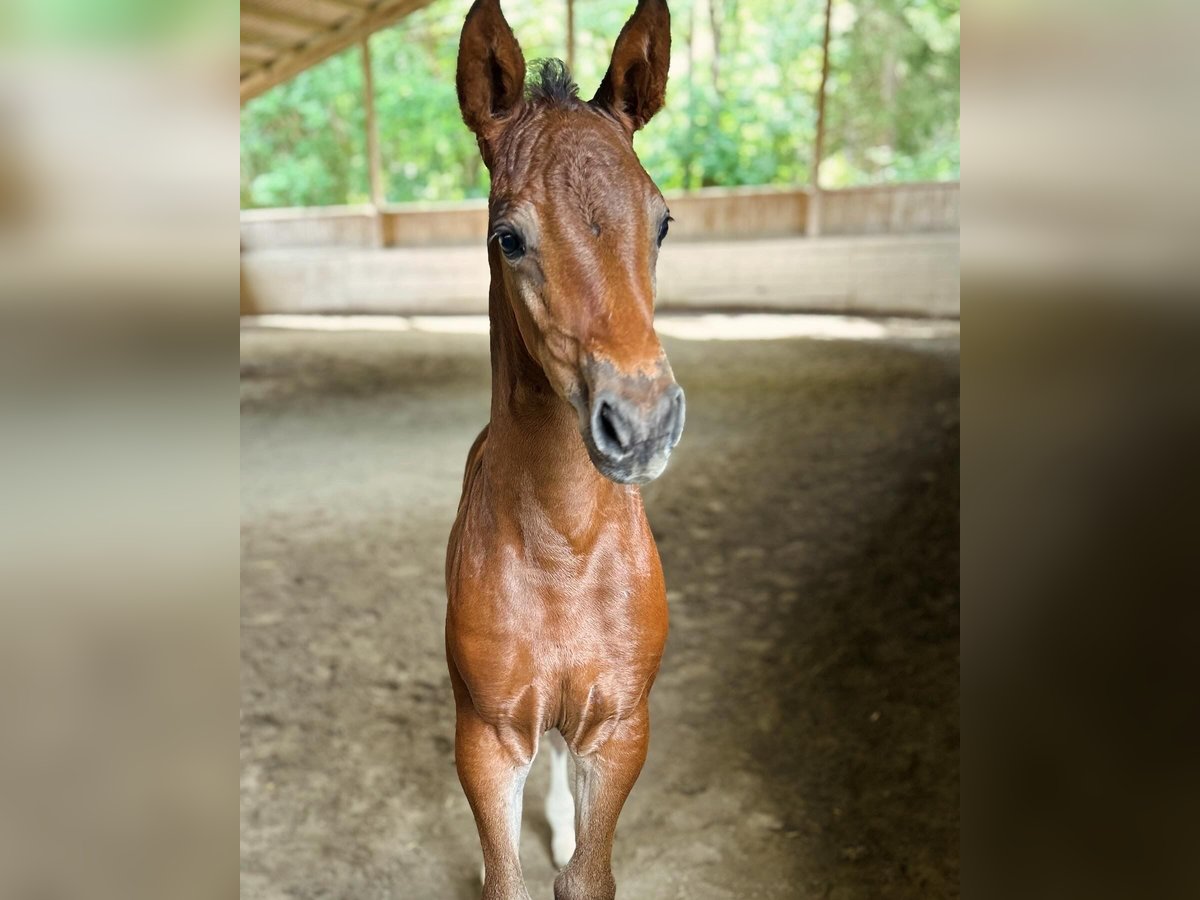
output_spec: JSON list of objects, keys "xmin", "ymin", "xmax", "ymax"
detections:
[
  {"xmin": 682, "ymin": 4, "xmax": 698, "ymax": 190},
  {"xmin": 807, "ymin": 0, "xmax": 834, "ymax": 237},
  {"xmin": 709, "ymin": 0, "xmax": 723, "ymax": 100},
  {"xmin": 702, "ymin": 0, "xmax": 724, "ymax": 187}
]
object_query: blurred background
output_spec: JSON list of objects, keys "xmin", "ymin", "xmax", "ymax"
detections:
[{"xmin": 239, "ymin": 2, "xmax": 959, "ymax": 898}]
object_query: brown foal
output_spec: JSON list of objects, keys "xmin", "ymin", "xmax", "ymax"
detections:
[{"xmin": 444, "ymin": 2, "xmax": 681, "ymax": 898}]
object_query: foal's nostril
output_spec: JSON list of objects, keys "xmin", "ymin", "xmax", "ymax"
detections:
[
  {"xmin": 594, "ymin": 399, "xmax": 632, "ymax": 456},
  {"xmin": 666, "ymin": 384, "xmax": 686, "ymax": 447},
  {"xmin": 588, "ymin": 382, "xmax": 685, "ymax": 472}
]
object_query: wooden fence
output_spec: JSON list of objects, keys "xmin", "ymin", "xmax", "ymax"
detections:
[{"xmin": 241, "ymin": 182, "xmax": 958, "ymax": 251}]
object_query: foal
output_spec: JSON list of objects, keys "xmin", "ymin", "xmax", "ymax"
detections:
[{"xmin": 445, "ymin": 2, "xmax": 681, "ymax": 898}]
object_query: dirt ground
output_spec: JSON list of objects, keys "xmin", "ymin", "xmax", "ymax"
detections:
[{"xmin": 240, "ymin": 318, "xmax": 959, "ymax": 900}]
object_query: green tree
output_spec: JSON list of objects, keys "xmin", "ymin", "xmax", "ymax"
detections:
[
  {"xmin": 240, "ymin": 0, "xmax": 959, "ymax": 208},
  {"xmin": 823, "ymin": 0, "xmax": 960, "ymax": 184},
  {"xmin": 241, "ymin": 46, "xmax": 367, "ymax": 208}
]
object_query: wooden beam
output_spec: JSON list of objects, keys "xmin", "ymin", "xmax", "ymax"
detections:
[
  {"xmin": 241, "ymin": 0, "xmax": 438, "ymax": 105},
  {"xmin": 248, "ymin": 0, "xmax": 360, "ymax": 23},
  {"xmin": 317, "ymin": 0, "xmax": 375, "ymax": 10},
  {"xmin": 806, "ymin": 0, "xmax": 834, "ymax": 237},
  {"xmin": 243, "ymin": 0, "xmax": 353, "ymax": 26},
  {"xmin": 241, "ymin": 44, "xmax": 276, "ymax": 62},
  {"xmin": 241, "ymin": 11, "xmax": 314, "ymax": 43},
  {"xmin": 240, "ymin": 27, "xmax": 295, "ymax": 50}
]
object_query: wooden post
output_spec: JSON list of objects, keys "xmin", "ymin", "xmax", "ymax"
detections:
[
  {"xmin": 566, "ymin": 0, "xmax": 576, "ymax": 73},
  {"xmin": 361, "ymin": 36, "xmax": 384, "ymax": 246},
  {"xmin": 807, "ymin": 0, "xmax": 833, "ymax": 237}
]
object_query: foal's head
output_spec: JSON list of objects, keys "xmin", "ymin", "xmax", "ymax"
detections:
[{"xmin": 457, "ymin": 0, "xmax": 684, "ymax": 485}]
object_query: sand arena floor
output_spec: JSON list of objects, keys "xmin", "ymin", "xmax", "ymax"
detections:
[{"xmin": 240, "ymin": 317, "xmax": 959, "ymax": 899}]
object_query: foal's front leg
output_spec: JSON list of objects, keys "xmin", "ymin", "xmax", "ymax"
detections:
[
  {"xmin": 454, "ymin": 700, "xmax": 534, "ymax": 900},
  {"xmin": 554, "ymin": 704, "xmax": 651, "ymax": 900}
]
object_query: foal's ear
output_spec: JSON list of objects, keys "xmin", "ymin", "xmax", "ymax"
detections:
[
  {"xmin": 591, "ymin": 0, "xmax": 671, "ymax": 135},
  {"xmin": 456, "ymin": 0, "xmax": 526, "ymax": 153}
]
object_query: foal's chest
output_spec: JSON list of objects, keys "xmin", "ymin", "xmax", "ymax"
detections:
[{"xmin": 447, "ymin": 520, "xmax": 668, "ymax": 750}]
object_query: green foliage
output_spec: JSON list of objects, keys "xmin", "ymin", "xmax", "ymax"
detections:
[
  {"xmin": 240, "ymin": 0, "xmax": 959, "ymax": 209},
  {"xmin": 240, "ymin": 47, "xmax": 368, "ymax": 208},
  {"xmin": 824, "ymin": 0, "xmax": 960, "ymax": 184}
]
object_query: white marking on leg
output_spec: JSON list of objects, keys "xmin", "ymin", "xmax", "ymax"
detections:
[
  {"xmin": 545, "ymin": 729, "xmax": 576, "ymax": 869},
  {"xmin": 480, "ymin": 758, "xmax": 532, "ymax": 891},
  {"xmin": 573, "ymin": 750, "xmax": 598, "ymax": 837},
  {"xmin": 510, "ymin": 762, "xmax": 530, "ymax": 848}
]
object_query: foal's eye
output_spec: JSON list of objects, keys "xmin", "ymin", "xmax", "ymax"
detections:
[
  {"xmin": 657, "ymin": 215, "xmax": 673, "ymax": 247},
  {"xmin": 494, "ymin": 229, "xmax": 525, "ymax": 261}
]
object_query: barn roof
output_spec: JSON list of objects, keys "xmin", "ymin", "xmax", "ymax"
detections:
[{"xmin": 241, "ymin": 0, "xmax": 437, "ymax": 104}]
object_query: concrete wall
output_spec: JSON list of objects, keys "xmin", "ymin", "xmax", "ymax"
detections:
[{"xmin": 240, "ymin": 183, "xmax": 959, "ymax": 316}]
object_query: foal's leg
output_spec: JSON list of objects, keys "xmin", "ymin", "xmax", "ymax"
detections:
[
  {"xmin": 554, "ymin": 704, "xmax": 651, "ymax": 900},
  {"xmin": 454, "ymin": 701, "xmax": 534, "ymax": 900},
  {"xmin": 544, "ymin": 728, "xmax": 576, "ymax": 868}
]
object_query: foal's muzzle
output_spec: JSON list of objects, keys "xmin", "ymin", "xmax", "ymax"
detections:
[{"xmin": 580, "ymin": 365, "xmax": 686, "ymax": 485}]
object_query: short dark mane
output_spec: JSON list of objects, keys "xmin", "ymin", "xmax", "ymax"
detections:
[{"xmin": 526, "ymin": 58, "xmax": 581, "ymax": 107}]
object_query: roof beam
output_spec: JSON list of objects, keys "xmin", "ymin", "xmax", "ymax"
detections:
[
  {"xmin": 321, "ymin": 0, "xmax": 376, "ymax": 9},
  {"xmin": 241, "ymin": 44, "xmax": 277, "ymax": 62},
  {"xmin": 246, "ymin": 0, "xmax": 356, "ymax": 25},
  {"xmin": 241, "ymin": 0, "xmax": 437, "ymax": 105},
  {"xmin": 241, "ymin": 1, "xmax": 339, "ymax": 29},
  {"xmin": 240, "ymin": 10, "xmax": 320, "ymax": 43},
  {"xmin": 240, "ymin": 27, "xmax": 296, "ymax": 50}
]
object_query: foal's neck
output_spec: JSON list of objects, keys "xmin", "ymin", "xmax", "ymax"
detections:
[{"xmin": 485, "ymin": 273, "xmax": 624, "ymax": 516}]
